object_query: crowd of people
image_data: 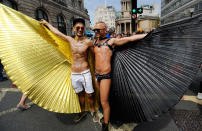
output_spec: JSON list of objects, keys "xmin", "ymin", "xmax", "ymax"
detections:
[{"xmin": 87, "ymin": 28, "xmax": 147, "ymax": 40}]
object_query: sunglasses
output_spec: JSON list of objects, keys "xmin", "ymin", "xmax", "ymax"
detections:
[
  {"xmin": 93, "ymin": 28, "xmax": 105, "ymax": 33},
  {"xmin": 76, "ymin": 26, "xmax": 84, "ymax": 31}
]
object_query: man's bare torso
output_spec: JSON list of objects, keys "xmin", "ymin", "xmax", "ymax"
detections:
[
  {"xmin": 70, "ymin": 38, "xmax": 91, "ymax": 72},
  {"xmin": 94, "ymin": 39, "xmax": 113, "ymax": 74}
]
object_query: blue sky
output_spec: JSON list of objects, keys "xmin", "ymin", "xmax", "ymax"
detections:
[{"xmin": 84, "ymin": 0, "xmax": 161, "ymax": 26}]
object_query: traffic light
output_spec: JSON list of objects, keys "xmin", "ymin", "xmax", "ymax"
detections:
[
  {"xmin": 132, "ymin": 9, "xmax": 137, "ymax": 14},
  {"xmin": 131, "ymin": 8, "xmax": 143, "ymax": 14}
]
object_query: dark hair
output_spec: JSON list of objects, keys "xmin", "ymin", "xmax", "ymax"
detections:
[{"xmin": 73, "ymin": 18, "xmax": 85, "ymax": 27}]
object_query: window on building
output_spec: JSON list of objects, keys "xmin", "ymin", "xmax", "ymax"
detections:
[
  {"xmin": 165, "ymin": 0, "xmax": 172, "ymax": 5},
  {"xmin": 36, "ymin": 9, "xmax": 49, "ymax": 22},
  {"xmin": 57, "ymin": 15, "xmax": 67, "ymax": 34},
  {"xmin": 0, "ymin": 0, "xmax": 17, "ymax": 10},
  {"xmin": 195, "ymin": 3, "xmax": 199, "ymax": 12},
  {"xmin": 57, "ymin": 0, "xmax": 66, "ymax": 5},
  {"xmin": 59, "ymin": 0, "xmax": 66, "ymax": 3},
  {"xmin": 71, "ymin": 0, "xmax": 75, "ymax": 7},
  {"xmin": 78, "ymin": 0, "xmax": 82, "ymax": 10},
  {"xmin": 199, "ymin": 2, "xmax": 202, "ymax": 10}
]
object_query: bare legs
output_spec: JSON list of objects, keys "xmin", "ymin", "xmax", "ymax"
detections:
[
  {"xmin": 97, "ymin": 79, "xmax": 111, "ymax": 124},
  {"xmin": 78, "ymin": 91, "xmax": 95, "ymax": 112},
  {"xmin": 18, "ymin": 94, "xmax": 28, "ymax": 106},
  {"xmin": 78, "ymin": 91, "xmax": 86, "ymax": 112},
  {"xmin": 74, "ymin": 91, "xmax": 96, "ymax": 123},
  {"xmin": 17, "ymin": 94, "xmax": 30, "ymax": 110},
  {"xmin": 87, "ymin": 93, "xmax": 95, "ymax": 113}
]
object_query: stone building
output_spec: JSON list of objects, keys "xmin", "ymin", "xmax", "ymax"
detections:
[
  {"xmin": 116, "ymin": 0, "xmax": 160, "ymax": 34},
  {"xmin": 136, "ymin": 4, "xmax": 160, "ymax": 32},
  {"xmin": 0, "ymin": 0, "xmax": 90, "ymax": 35},
  {"xmin": 161, "ymin": 0, "xmax": 202, "ymax": 25},
  {"xmin": 116, "ymin": 0, "xmax": 132, "ymax": 34},
  {"xmin": 94, "ymin": 5, "xmax": 116, "ymax": 29}
]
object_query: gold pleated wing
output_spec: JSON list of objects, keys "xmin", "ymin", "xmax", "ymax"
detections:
[{"xmin": 0, "ymin": 4, "xmax": 93, "ymax": 113}]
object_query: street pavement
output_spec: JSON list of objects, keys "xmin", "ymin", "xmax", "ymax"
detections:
[{"xmin": 0, "ymin": 70, "xmax": 202, "ymax": 131}]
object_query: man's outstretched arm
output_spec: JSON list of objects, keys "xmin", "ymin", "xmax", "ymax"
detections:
[
  {"xmin": 40, "ymin": 19, "xmax": 73, "ymax": 42},
  {"xmin": 112, "ymin": 34, "xmax": 147, "ymax": 46}
]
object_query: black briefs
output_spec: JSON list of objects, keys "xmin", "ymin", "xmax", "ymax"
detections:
[{"xmin": 95, "ymin": 72, "xmax": 112, "ymax": 83}]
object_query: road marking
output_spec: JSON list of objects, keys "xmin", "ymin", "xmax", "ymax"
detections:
[
  {"xmin": 109, "ymin": 123, "xmax": 137, "ymax": 131},
  {"xmin": 0, "ymin": 102, "xmax": 33, "ymax": 117},
  {"xmin": 0, "ymin": 91, "xmax": 6, "ymax": 103},
  {"xmin": 0, "ymin": 88, "xmax": 19, "ymax": 92},
  {"xmin": 95, "ymin": 110, "xmax": 138, "ymax": 131},
  {"xmin": 182, "ymin": 95, "xmax": 202, "ymax": 105}
]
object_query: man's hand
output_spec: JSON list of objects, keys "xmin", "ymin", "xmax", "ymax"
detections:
[
  {"xmin": 40, "ymin": 19, "xmax": 48, "ymax": 26},
  {"xmin": 39, "ymin": 19, "xmax": 73, "ymax": 43}
]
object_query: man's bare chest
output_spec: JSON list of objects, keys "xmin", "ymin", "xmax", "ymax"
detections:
[
  {"xmin": 94, "ymin": 46, "xmax": 112, "ymax": 54},
  {"xmin": 71, "ymin": 41, "xmax": 89, "ymax": 53}
]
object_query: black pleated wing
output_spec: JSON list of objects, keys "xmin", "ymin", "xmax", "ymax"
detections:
[{"xmin": 110, "ymin": 14, "xmax": 202, "ymax": 123}]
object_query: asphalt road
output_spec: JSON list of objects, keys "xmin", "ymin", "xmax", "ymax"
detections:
[{"xmin": 0, "ymin": 71, "xmax": 202, "ymax": 131}]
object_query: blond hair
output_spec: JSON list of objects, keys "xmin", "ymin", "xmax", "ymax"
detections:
[{"xmin": 95, "ymin": 21, "xmax": 107, "ymax": 29}]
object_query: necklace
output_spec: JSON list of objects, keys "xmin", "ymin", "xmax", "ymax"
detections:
[{"xmin": 74, "ymin": 36, "xmax": 85, "ymax": 40}]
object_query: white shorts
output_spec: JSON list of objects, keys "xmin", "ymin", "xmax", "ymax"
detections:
[{"xmin": 71, "ymin": 69, "xmax": 94, "ymax": 94}]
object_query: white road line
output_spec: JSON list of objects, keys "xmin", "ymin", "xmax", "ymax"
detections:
[
  {"xmin": 0, "ymin": 88, "xmax": 19, "ymax": 92},
  {"xmin": 0, "ymin": 91, "xmax": 6, "ymax": 103},
  {"xmin": 182, "ymin": 95, "xmax": 202, "ymax": 105},
  {"xmin": 0, "ymin": 107, "xmax": 18, "ymax": 117},
  {"xmin": 0, "ymin": 102, "xmax": 33, "ymax": 117}
]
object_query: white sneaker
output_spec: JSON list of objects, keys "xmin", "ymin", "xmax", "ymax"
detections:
[
  {"xmin": 197, "ymin": 93, "xmax": 202, "ymax": 100},
  {"xmin": 91, "ymin": 111, "xmax": 99, "ymax": 123}
]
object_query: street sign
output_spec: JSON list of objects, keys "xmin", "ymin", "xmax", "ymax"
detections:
[{"xmin": 137, "ymin": 8, "xmax": 143, "ymax": 14}]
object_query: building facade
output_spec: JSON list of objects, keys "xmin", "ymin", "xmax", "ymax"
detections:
[
  {"xmin": 115, "ymin": 0, "xmax": 132, "ymax": 34},
  {"xmin": 94, "ymin": 5, "xmax": 116, "ymax": 29},
  {"xmin": 136, "ymin": 4, "xmax": 160, "ymax": 32},
  {"xmin": 0, "ymin": 0, "xmax": 90, "ymax": 35},
  {"xmin": 161, "ymin": 0, "xmax": 202, "ymax": 25},
  {"xmin": 116, "ymin": 0, "xmax": 160, "ymax": 34}
]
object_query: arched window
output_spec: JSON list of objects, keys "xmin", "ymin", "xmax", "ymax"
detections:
[
  {"xmin": 35, "ymin": 9, "xmax": 48, "ymax": 22},
  {"xmin": 71, "ymin": 0, "xmax": 75, "ymax": 7},
  {"xmin": 0, "ymin": 0, "xmax": 17, "ymax": 10},
  {"xmin": 57, "ymin": 15, "xmax": 67, "ymax": 34},
  {"xmin": 78, "ymin": 0, "xmax": 82, "ymax": 10}
]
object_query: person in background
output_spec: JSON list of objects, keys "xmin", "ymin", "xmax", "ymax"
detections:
[
  {"xmin": 197, "ymin": 64, "xmax": 202, "ymax": 100},
  {"xmin": 132, "ymin": 32, "xmax": 136, "ymax": 36},
  {"xmin": 116, "ymin": 34, "xmax": 122, "ymax": 39},
  {"xmin": 126, "ymin": 32, "xmax": 131, "ymax": 37},
  {"xmin": 110, "ymin": 33, "xmax": 116, "ymax": 38},
  {"xmin": 17, "ymin": 94, "xmax": 31, "ymax": 110},
  {"xmin": 0, "ymin": 60, "xmax": 8, "ymax": 81}
]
